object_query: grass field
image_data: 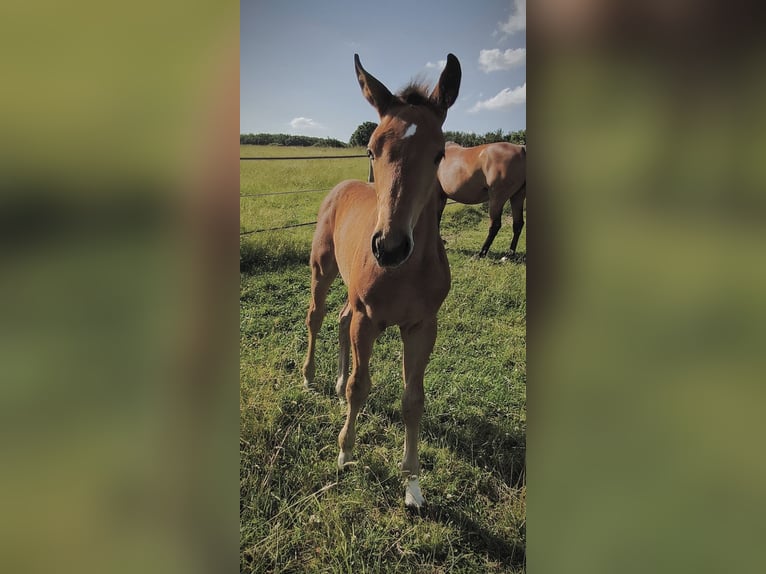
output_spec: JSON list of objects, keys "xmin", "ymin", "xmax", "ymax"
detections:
[{"xmin": 240, "ymin": 145, "xmax": 526, "ymax": 573}]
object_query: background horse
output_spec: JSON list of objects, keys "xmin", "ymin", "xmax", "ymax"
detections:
[
  {"xmin": 437, "ymin": 142, "xmax": 526, "ymax": 260},
  {"xmin": 302, "ymin": 53, "xmax": 461, "ymax": 509}
]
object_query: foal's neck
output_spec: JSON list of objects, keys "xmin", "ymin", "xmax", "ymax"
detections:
[{"xmin": 413, "ymin": 185, "xmax": 443, "ymax": 240}]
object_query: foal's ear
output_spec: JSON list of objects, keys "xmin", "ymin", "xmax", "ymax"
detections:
[
  {"xmin": 354, "ymin": 54, "xmax": 394, "ymax": 116},
  {"xmin": 429, "ymin": 54, "xmax": 461, "ymax": 118}
]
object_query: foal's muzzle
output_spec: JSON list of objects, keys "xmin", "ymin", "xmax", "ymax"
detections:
[{"xmin": 371, "ymin": 230, "xmax": 413, "ymax": 268}]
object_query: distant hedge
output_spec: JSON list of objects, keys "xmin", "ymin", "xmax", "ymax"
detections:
[
  {"xmin": 443, "ymin": 129, "xmax": 526, "ymax": 146},
  {"xmin": 240, "ymin": 128, "xmax": 525, "ymax": 148},
  {"xmin": 240, "ymin": 133, "xmax": 348, "ymax": 147}
]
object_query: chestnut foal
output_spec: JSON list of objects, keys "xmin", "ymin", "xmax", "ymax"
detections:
[{"xmin": 302, "ymin": 53, "xmax": 461, "ymax": 508}]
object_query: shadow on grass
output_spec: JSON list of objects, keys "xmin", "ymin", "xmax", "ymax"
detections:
[
  {"xmin": 331, "ymin": 451, "xmax": 525, "ymax": 569},
  {"xmin": 420, "ymin": 503, "xmax": 525, "ymax": 569},
  {"xmin": 448, "ymin": 248, "xmax": 526, "ymax": 265},
  {"xmin": 424, "ymin": 414, "xmax": 526, "ymax": 488},
  {"xmin": 440, "ymin": 205, "xmax": 486, "ymax": 236},
  {"xmin": 240, "ymin": 236, "xmax": 310, "ymax": 274},
  {"xmin": 372, "ymin": 400, "xmax": 525, "ymax": 488}
]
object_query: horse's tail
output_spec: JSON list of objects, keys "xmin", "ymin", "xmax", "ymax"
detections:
[
  {"xmin": 513, "ymin": 145, "xmax": 526, "ymax": 198},
  {"xmin": 515, "ymin": 178, "xmax": 526, "ymax": 198}
]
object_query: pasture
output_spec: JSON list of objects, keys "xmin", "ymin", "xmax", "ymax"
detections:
[{"xmin": 240, "ymin": 145, "xmax": 526, "ymax": 572}]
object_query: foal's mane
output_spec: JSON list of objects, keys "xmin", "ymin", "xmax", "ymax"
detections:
[{"xmin": 395, "ymin": 82, "xmax": 440, "ymax": 115}]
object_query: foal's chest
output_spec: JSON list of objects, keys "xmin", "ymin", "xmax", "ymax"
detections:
[{"xmin": 354, "ymin": 261, "xmax": 450, "ymax": 326}]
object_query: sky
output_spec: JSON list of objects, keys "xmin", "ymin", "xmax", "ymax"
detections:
[{"xmin": 241, "ymin": 0, "xmax": 526, "ymax": 142}]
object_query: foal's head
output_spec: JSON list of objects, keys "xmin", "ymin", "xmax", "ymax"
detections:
[{"xmin": 354, "ymin": 54, "xmax": 461, "ymax": 268}]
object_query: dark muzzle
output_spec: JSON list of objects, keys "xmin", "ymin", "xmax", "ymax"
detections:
[{"xmin": 371, "ymin": 230, "xmax": 412, "ymax": 268}]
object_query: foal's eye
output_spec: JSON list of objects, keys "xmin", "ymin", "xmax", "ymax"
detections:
[{"xmin": 435, "ymin": 150, "xmax": 445, "ymax": 164}]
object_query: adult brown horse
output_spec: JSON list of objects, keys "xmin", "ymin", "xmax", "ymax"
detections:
[
  {"xmin": 437, "ymin": 141, "xmax": 526, "ymax": 260},
  {"xmin": 302, "ymin": 53, "xmax": 461, "ymax": 508}
]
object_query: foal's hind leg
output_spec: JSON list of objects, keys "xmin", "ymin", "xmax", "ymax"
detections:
[
  {"xmin": 336, "ymin": 300, "xmax": 352, "ymax": 400},
  {"xmin": 399, "ymin": 317, "xmax": 437, "ymax": 508},
  {"xmin": 337, "ymin": 312, "xmax": 378, "ymax": 468},
  {"xmin": 302, "ymin": 251, "xmax": 338, "ymax": 390}
]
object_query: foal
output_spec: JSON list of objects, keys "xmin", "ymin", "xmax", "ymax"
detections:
[
  {"xmin": 302, "ymin": 54, "xmax": 461, "ymax": 508},
  {"xmin": 437, "ymin": 142, "xmax": 526, "ymax": 259}
]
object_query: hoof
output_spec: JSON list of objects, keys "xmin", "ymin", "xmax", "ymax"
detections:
[
  {"xmin": 338, "ymin": 451, "xmax": 353, "ymax": 470},
  {"xmin": 302, "ymin": 377, "xmax": 312, "ymax": 390},
  {"xmin": 404, "ymin": 476, "xmax": 426, "ymax": 509}
]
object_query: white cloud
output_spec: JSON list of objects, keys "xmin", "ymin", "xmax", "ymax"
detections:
[
  {"xmin": 478, "ymin": 48, "xmax": 526, "ymax": 72},
  {"xmin": 289, "ymin": 117, "xmax": 324, "ymax": 130},
  {"xmin": 498, "ymin": 0, "xmax": 526, "ymax": 36},
  {"xmin": 469, "ymin": 84, "xmax": 526, "ymax": 112},
  {"xmin": 425, "ymin": 59, "xmax": 447, "ymax": 69}
]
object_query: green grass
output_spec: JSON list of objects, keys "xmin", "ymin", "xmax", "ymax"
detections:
[{"xmin": 241, "ymin": 145, "xmax": 526, "ymax": 573}]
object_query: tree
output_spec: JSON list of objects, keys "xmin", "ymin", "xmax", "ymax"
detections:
[
  {"xmin": 349, "ymin": 121, "xmax": 378, "ymax": 147},
  {"xmin": 443, "ymin": 129, "xmax": 525, "ymax": 146}
]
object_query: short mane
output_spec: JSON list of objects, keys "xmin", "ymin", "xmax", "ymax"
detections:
[{"xmin": 396, "ymin": 82, "xmax": 440, "ymax": 114}]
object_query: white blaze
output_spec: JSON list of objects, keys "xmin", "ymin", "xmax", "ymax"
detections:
[{"xmin": 403, "ymin": 123, "xmax": 417, "ymax": 139}]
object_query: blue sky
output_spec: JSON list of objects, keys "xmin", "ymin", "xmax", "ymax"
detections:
[{"xmin": 241, "ymin": 0, "xmax": 525, "ymax": 142}]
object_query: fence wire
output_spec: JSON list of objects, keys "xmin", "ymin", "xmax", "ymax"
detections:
[
  {"xmin": 240, "ymin": 153, "xmax": 464, "ymax": 237},
  {"xmin": 240, "ymin": 154, "xmax": 367, "ymax": 161},
  {"xmin": 240, "ymin": 201, "xmax": 459, "ymax": 236},
  {"xmin": 241, "ymin": 188, "xmax": 332, "ymax": 198}
]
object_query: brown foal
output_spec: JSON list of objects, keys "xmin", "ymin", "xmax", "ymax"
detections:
[{"xmin": 302, "ymin": 53, "xmax": 461, "ymax": 508}]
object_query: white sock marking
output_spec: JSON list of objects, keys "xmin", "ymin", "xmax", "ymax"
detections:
[{"xmin": 405, "ymin": 475, "xmax": 425, "ymax": 508}]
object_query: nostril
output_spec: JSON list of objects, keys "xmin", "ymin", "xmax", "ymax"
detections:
[
  {"xmin": 371, "ymin": 232, "xmax": 413, "ymax": 267},
  {"xmin": 402, "ymin": 236, "xmax": 412, "ymax": 258},
  {"xmin": 371, "ymin": 231, "xmax": 383, "ymax": 260}
]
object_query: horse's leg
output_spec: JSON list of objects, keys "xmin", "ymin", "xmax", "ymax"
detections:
[
  {"xmin": 337, "ymin": 312, "xmax": 378, "ymax": 468},
  {"xmin": 302, "ymin": 248, "xmax": 338, "ymax": 390},
  {"xmin": 478, "ymin": 195, "xmax": 505, "ymax": 258},
  {"xmin": 506, "ymin": 184, "xmax": 526, "ymax": 259},
  {"xmin": 399, "ymin": 317, "xmax": 437, "ymax": 508},
  {"xmin": 336, "ymin": 300, "xmax": 352, "ymax": 400}
]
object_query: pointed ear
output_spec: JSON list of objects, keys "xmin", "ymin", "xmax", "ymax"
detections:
[
  {"xmin": 429, "ymin": 54, "xmax": 461, "ymax": 117},
  {"xmin": 355, "ymin": 54, "xmax": 394, "ymax": 117}
]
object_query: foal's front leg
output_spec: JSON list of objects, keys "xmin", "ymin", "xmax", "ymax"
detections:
[
  {"xmin": 400, "ymin": 317, "xmax": 437, "ymax": 509},
  {"xmin": 337, "ymin": 312, "xmax": 378, "ymax": 469},
  {"xmin": 336, "ymin": 300, "xmax": 352, "ymax": 400}
]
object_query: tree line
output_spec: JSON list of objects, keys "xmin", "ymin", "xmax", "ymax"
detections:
[
  {"xmin": 444, "ymin": 129, "xmax": 526, "ymax": 147},
  {"xmin": 350, "ymin": 122, "xmax": 525, "ymax": 147},
  {"xmin": 240, "ymin": 133, "xmax": 348, "ymax": 148},
  {"xmin": 241, "ymin": 126, "xmax": 526, "ymax": 148}
]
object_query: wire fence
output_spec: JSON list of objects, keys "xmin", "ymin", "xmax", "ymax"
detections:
[
  {"xmin": 240, "ymin": 154, "xmax": 367, "ymax": 161},
  {"xmin": 240, "ymin": 188, "xmax": 332, "ymax": 198},
  {"xmin": 240, "ymin": 200, "xmax": 459, "ymax": 236},
  {"xmin": 239, "ymin": 153, "xmax": 458, "ymax": 237}
]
